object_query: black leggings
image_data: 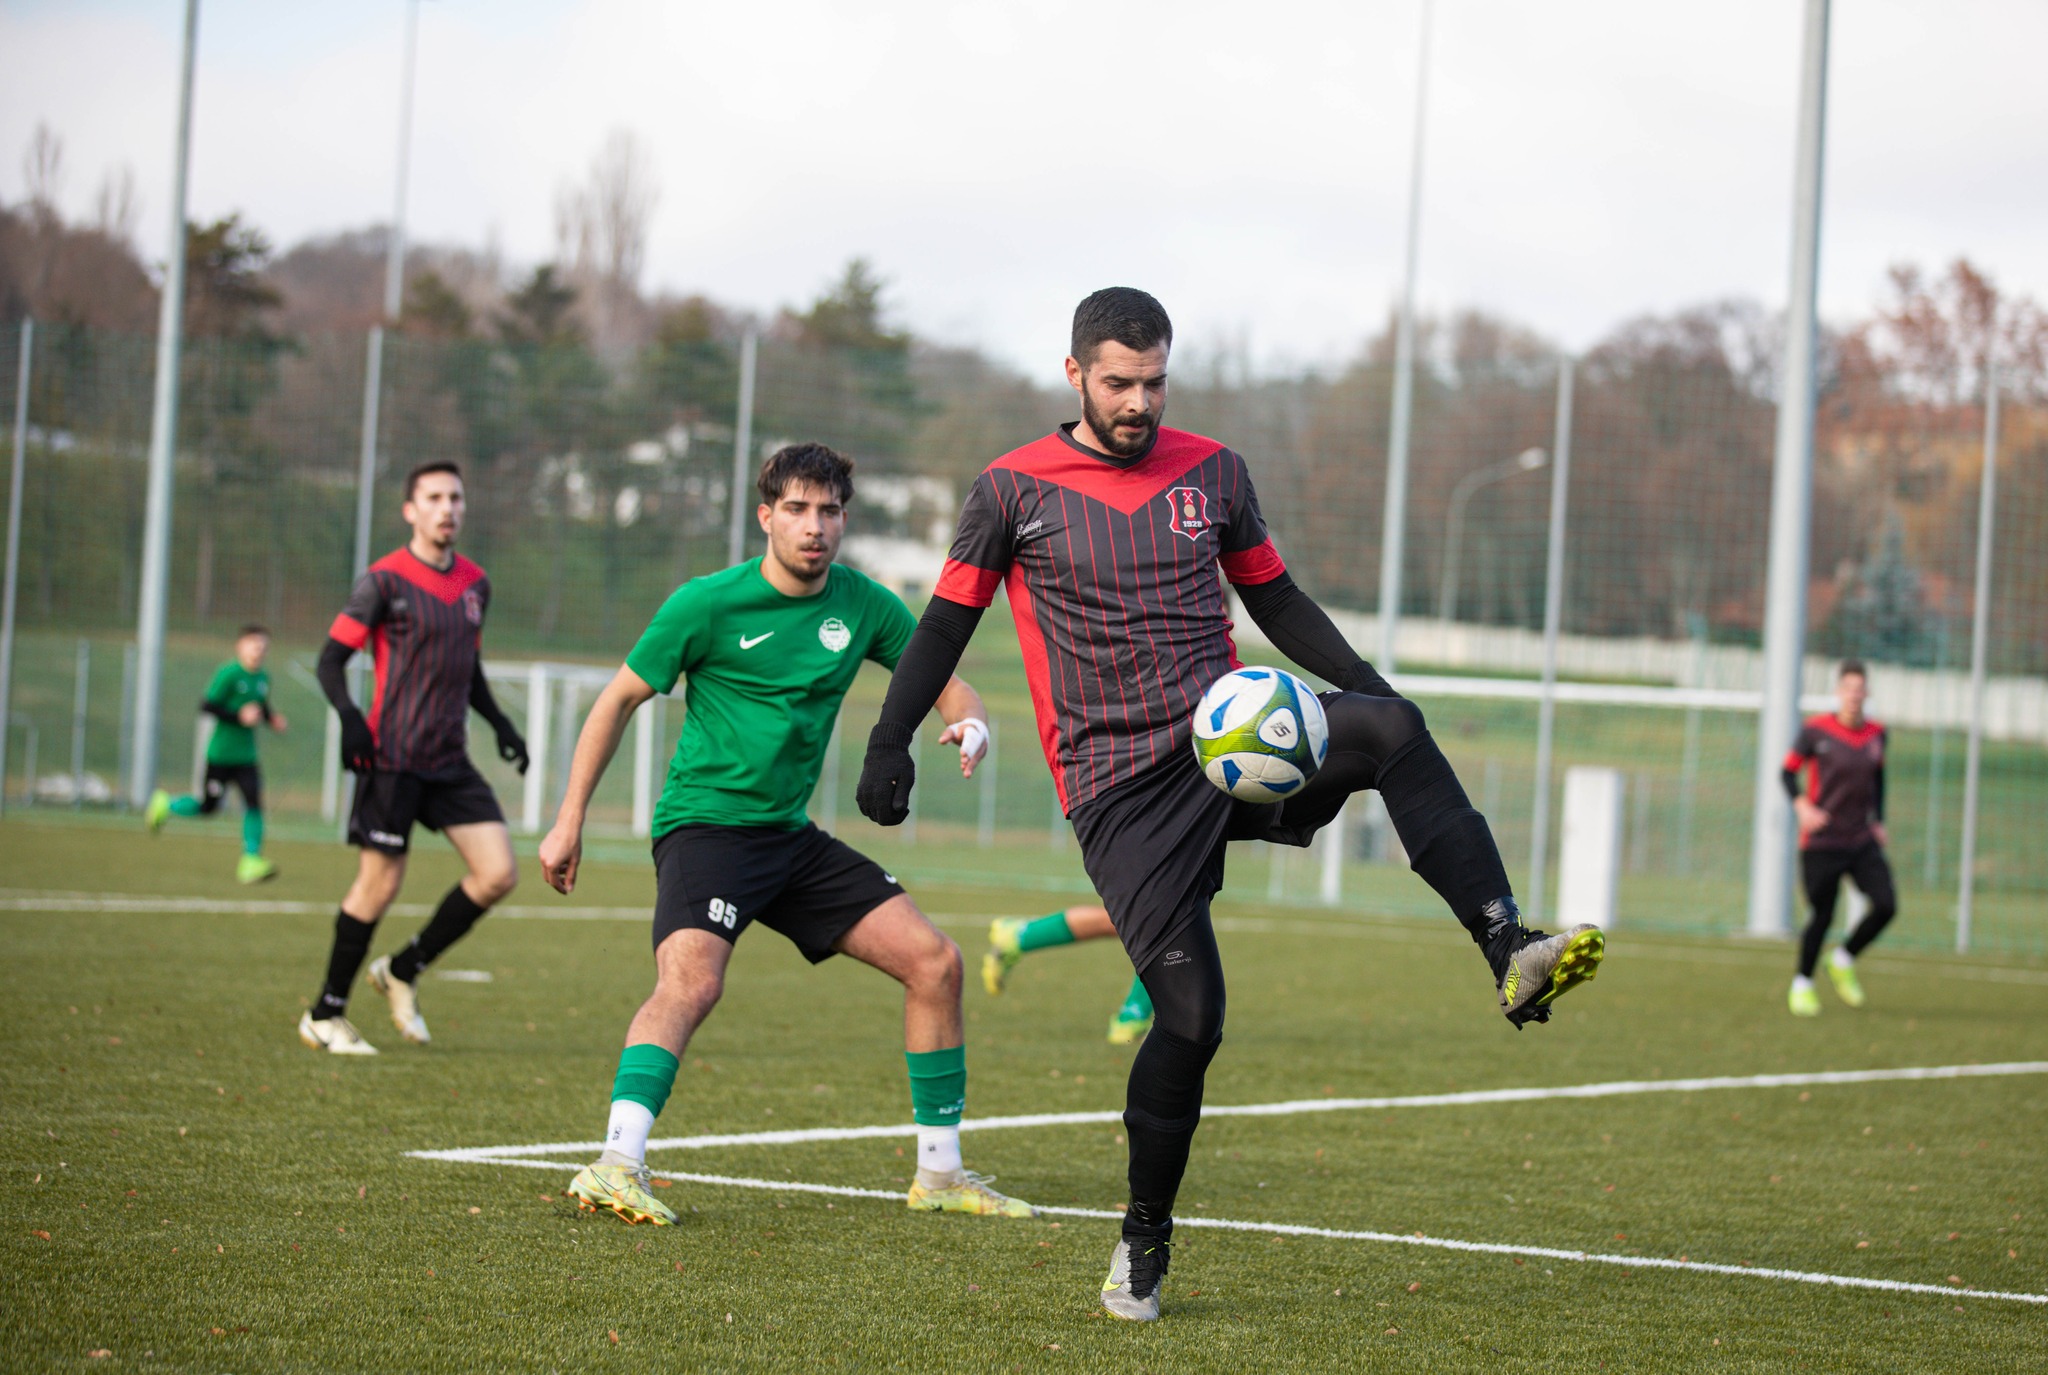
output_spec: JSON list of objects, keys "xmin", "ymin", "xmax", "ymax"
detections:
[
  {"xmin": 1123, "ymin": 917, "xmax": 1226, "ymax": 1236},
  {"xmin": 1799, "ymin": 842, "xmax": 1897, "ymax": 978}
]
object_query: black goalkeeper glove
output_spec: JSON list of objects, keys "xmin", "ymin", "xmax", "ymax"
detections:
[
  {"xmin": 339, "ymin": 709, "xmax": 377, "ymax": 774},
  {"xmin": 495, "ymin": 722, "xmax": 530, "ymax": 775},
  {"xmin": 855, "ymin": 723, "xmax": 917, "ymax": 826}
]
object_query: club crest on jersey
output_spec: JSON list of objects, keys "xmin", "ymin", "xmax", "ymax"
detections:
[
  {"xmin": 818, "ymin": 617, "xmax": 852, "ymax": 653},
  {"xmin": 1165, "ymin": 486, "xmax": 1212, "ymax": 541},
  {"xmin": 461, "ymin": 589, "xmax": 483, "ymax": 626}
]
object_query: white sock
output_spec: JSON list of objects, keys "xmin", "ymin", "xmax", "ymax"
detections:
[
  {"xmin": 604, "ymin": 1099, "xmax": 656, "ymax": 1165},
  {"xmin": 1831, "ymin": 948, "xmax": 1855, "ymax": 970},
  {"xmin": 1791, "ymin": 974, "xmax": 1815, "ymax": 992},
  {"xmin": 916, "ymin": 1125, "xmax": 962, "ymax": 1177}
]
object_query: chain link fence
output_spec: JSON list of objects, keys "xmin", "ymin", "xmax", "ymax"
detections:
[{"xmin": 1, "ymin": 319, "xmax": 2040, "ymax": 954}]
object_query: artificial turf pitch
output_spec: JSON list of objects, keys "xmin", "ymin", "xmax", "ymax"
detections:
[{"xmin": 4, "ymin": 818, "xmax": 2044, "ymax": 1372}]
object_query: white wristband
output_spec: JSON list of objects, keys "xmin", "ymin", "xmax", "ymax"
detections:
[{"xmin": 956, "ymin": 717, "xmax": 989, "ymax": 760}]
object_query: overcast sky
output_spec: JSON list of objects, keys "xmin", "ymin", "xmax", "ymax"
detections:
[{"xmin": 4, "ymin": 0, "xmax": 2045, "ymax": 377}]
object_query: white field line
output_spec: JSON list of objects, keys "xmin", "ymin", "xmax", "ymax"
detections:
[
  {"xmin": 408, "ymin": 1060, "xmax": 2048, "ymax": 1162},
  {"xmin": 7, "ymin": 890, "xmax": 2046, "ymax": 985},
  {"xmin": 418, "ymin": 1152, "xmax": 2048, "ymax": 1307}
]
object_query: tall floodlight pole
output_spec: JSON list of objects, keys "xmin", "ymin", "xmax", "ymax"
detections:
[
  {"xmin": 1525, "ymin": 358, "xmax": 1574, "ymax": 923},
  {"xmin": 129, "ymin": 0, "xmax": 202, "ymax": 809},
  {"xmin": 353, "ymin": 0, "xmax": 422, "ymax": 579},
  {"xmin": 726, "ymin": 327, "xmax": 760, "ymax": 566},
  {"xmin": 1745, "ymin": 0, "xmax": 1830, "ymax": 938},
  {"xmin": 1954, "ymin": 369, "xmax": 1999, "ymax": 954},
  {"xmin": 0, "ymin": 320, "xmax": 32, "ymax": 815},
  {"xmin": 1376, "ymin": 0, "xmax": 1432, "ymax": 671}
]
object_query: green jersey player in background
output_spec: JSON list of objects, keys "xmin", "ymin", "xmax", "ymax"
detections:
[
  {"xmin": 146, "ymin": 624, "xmax": 288, "ymax": 884},
  {"xmin": 983, "ymin": 905, "xmax": 1155, "ymax": 1044},
  {"xmin": 538, "ymin": 442, "xmax": 1037, "ymax": 1227}
]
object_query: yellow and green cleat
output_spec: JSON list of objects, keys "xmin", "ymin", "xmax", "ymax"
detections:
[
  {"xmin": 1788, "ymin": 981, "xmax": 1821, "ymax": 1017},
  {"xmin": 906, "ymin": 1170, "xmax": 1038, "ymax": 1219},
  {"xmin": 236, "ymin": 854, "xmax": 278, "ymax": 884},
  {"xmin": 144, "ymin": 789, "xmax": 171, "ymax": 834},
  {"xmin": 1499, "ymin": 924, "xmax": 1605, "ymax": 1028},
  {"xmin": 981, "ymin": 919, "xmax": 1026, "ymax": 996},
  {"xmin": 1826, "ymin": 958, "xmax": 1866, "ymax": 1008},
  {"xmin": 567, "ymin": 1162, "xmax": 677, "ymax": 1225},
  {"xmin": 1108, "ymin": 997, "xmax": 1153, "ymax": 1046}
]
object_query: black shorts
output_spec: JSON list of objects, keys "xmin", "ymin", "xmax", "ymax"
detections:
[
  {"xmin": 348, "ymin": 761, "xmax": 505, "ymax": 855},
  {"xmin": 1070, "ymin": 752, "xmax": 1285, "ymax": 977},
  {"xmin": 198, "ymin": 763, "xmax": 262, "ymax": 814},
  {"xmin": 650, "ymin": 823, "xmax": 905, "ymax": 963}
]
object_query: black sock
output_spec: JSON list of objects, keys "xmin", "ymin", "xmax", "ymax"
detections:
[
  {"xmin": 314, "ymin": 911, "xmax": 378, "ymax": 1019},
  {"xmin": 1376, "ymin": 733, "xmax": 1519, "ymax": 971},
  {"xmin": 1124, "ymin": 1026, "xmax": 1221, "ymax": 1242},
  {"xmin": 388, "ymin": 883, "xmax": 488, "ymax": 984}
]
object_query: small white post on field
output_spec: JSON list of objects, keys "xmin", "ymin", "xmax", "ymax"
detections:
[{"xmin": 521, "ymin": 662, "xmax": 549, "ymax": 834}]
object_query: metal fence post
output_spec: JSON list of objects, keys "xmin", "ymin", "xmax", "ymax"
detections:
[
  {"xmin": 977, "ymin": 719, "xmax": 997, "ymax": 849},
  {"xmin": 70, "ymin": 638, "xmax": 90, "ymax": 807},
  {"xmin": 0, "ymin": 318, "xmax": 30, "ymax": 816},
  {"xmin": 1526, "ymin": 356, "xmax": 1576, "ymax": 923},
  {"xmin": 522, "ymin": 662, "xmax": 549, "ymax": 834},
  {"xmin": 726, "ymin": 329, "xmax": 759, "ymax": 567},
  {"xmin": 1955, "ymin": 370, "xmax": 1999, "ymax": 954}
]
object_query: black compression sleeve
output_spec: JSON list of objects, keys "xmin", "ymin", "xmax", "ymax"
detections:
[
  {"xmin": 873, "ymin": 597, "xmax": 984, "ymax": 735},
  {"xmin": 468, "ymin": 660, "xmax": 511, "ymax": 731},
  {"xmin": 316, "ymin": 637, "xmax": 359, "ymax": 717},
  {"xmin": 1872, "ymin": 762, "xmax": 1884, "ymax": 822},
  {"xmin": 201, "ymin": 700, "xmax": 237, "ymax": 722},
  {"xmin": 1781, "ymin": 767, "xmax": 1803, "ymax": 801},
  {"xmin": 1236, "ymin": 573, "xmax": 1395, "ymax": 696}
]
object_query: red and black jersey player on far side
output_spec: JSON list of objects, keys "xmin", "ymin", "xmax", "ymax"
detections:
[
  {"xmin": 301, "ymin": 461, "xmax": 530, "ymax": 1056},
  {"xmin": 855, "ymin": 287, "xmax": 1610, "ymax": 1321}
]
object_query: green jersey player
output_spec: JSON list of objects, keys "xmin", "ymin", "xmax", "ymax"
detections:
[
  {"xmin": 146, "ymin": 624, "xmax": 287, "ymax": 883},
  {"xmin": 537, "ymin": 442, "xmax": 1036, "ymax": 1226}
]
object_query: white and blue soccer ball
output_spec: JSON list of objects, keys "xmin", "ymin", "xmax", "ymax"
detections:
[{"xmin": 1190, "ymin": 666, "xmax": 1330, "ymax": 802}]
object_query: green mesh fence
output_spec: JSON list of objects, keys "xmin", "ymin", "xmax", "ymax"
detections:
[{"xmin": 0, "ymin": 318, "xmax": 2040, "ymax": 954}]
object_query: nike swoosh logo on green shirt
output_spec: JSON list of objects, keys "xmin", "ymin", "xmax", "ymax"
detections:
[{"xmin": 739, "ymin": 632, "xmax": 774, "ymax": 649}]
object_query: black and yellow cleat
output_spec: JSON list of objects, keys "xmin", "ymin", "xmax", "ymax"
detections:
[{"xmin": 1499, "ymin": 924, "xmax": 1605, "ymax": 1029}]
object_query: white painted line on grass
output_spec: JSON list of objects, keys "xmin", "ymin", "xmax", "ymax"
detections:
[
  {"xmin": 422, "ymin": 1151, "xmax": 2048, "ymax": 1308},
  {"xmin": 407, "ymin": 1059, "xmax": 2048, "ymax": 1162}
]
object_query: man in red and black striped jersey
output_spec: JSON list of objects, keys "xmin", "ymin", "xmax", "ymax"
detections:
[
  {"xmin": 856, "ymin": 288, "xmax": 1607, "ymax": 1321},
  {"xmin": 299, "ymin": 462, "xmax": 529, "ymax": 1056},
  {"xmin": 1781, "ymin": 659, "xmax": 1896, "ymax": 1016}
]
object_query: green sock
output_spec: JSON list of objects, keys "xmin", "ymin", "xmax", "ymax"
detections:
[
  {"xmin": 1117, "ymin": 974, "xmax": 1153, "ymax": 1021},
  {"xmin": 241, "ymin": 808, "xmax": 264, "ymax": 856},
  {"xmin": 1016, "ymin": 912, "xmax": 1077, "ymax": 952},
  {"xmin": 612, "ymin": 1043, "xmax": 681, "ymax": 1114},
  {"xmin": 168, "ymin": 795, "xmax": 202, "ymax": 818},
  {"xmin": 904, "ymin": 1045, "xmax": 967, "ymax": 1127}
]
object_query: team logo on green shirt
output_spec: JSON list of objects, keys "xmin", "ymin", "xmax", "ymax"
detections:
[{"xmin": 818, "ymin": 618, "xmax": 851, "ymax": 653}]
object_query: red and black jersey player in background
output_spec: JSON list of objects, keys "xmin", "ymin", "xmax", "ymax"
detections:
[
  {"xmin": 301, "ymin": 461, "xmax": 530, "ymax": 1057},
  {"xmin": 855, "ymin": 288, "xmax": 1609, "ymax": 1322},
  {"xmin": 1781, "ymin": 659, "xmax": 1896, "ymax": 1017}
]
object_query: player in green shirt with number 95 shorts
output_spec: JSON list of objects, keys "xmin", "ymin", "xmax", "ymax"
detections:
[{"xmin": 538, "ymin": 442, "xmax": 1037, "ymax": 1226}]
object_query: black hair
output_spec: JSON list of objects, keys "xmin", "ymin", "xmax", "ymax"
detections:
[
  {"xmin": 1071, "ymin": 287, "xmax": 1173, "ymax": 367},
  {"xmin": 237, "ymin": 623, "xmax": 270, "ymax": 640},
  {"xmin": 757, "ymin": 441, "xmax": 855, "ymax": 506},
  {"xmin": 404, "ymin": 461, "xmax": 463, "ymax": 500},
  {"xmin": 1838, "ymin": 658, "xmax": 1868, "ymax": 680}
]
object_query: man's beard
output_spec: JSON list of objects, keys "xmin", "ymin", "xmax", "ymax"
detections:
[
  {"xmin": 1081, "ymin": 389, "xmax": 1160, "ymax": 458},
  {"xmin": 772, "ymin": 535, "xmax": 834, "ymax": 583}
]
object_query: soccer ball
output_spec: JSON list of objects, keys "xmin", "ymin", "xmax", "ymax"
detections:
[{"xmin": 1190, "ymin": 666, "xmax": 1329, "ymax": 802}]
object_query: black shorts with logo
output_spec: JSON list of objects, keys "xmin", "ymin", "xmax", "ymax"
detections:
[
  {"xmin": 1070, "ymin": 751, "xmax": 1321, "ymax": 977},
  {"xmin": 650, "ymin": 823, "xmax": 905, "ymax": 962},
  {"xmin": 198, "ymin": 763, "xmax": 263, "ymax": 814},
  {"xmin": 348, "ymin": 760, "xmax": 505, "ymax": 855}
]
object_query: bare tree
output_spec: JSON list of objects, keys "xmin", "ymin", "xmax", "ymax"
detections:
[
  {"xmin": 92, "ymin": 165, "xmax": 141, "ymax": 244},
  {"xmin": 23, "ymin": 123, "xmax": 65, "ymax": 222},
  {"xmin": 552, "ymin": 129, "xmax": 660, "ymax": 356}
]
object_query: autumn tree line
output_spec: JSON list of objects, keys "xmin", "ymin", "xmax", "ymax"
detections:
[{"xmin": 2, "ymin": 126, "xmax": 2042, "ymax": 672}]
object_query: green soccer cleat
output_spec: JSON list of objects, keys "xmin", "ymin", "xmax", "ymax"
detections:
[
  {"xmin": 1101, "ymin": 1237, "xmax": 1170, "ymax": 1321},
  {"xmin": 906, "ymin": 1170, "xmax": 1038, "ymax": 1219},
  {"xmin": 567, "ymin": 1162, "xmax": 677, "ymax": 1226},
  {"xmin": 1108, "ymin": 995, "xmax": 1153, "ymax": 1046},
  {"xmin": 236, "ymin": 854, "xmax": 278, "ymax": 885},
  {"xmin": 144, "ymin": 789, "xmax": 171, "ymax": 834},
  {"xmin": 1498, "ymin": 924, "xmax": 1605, "ymax": 1028},
  {"xmin": 1827, "ymin": 958, "xmax": 1866, "ymax": 1008},
  {"xmin": 982, "ymin": 919, "xmax": 1026, "ymax": 996},
  {"xmin": 1788, "ymin": 981, "xmax": 1821, "ymax": 1017}
]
